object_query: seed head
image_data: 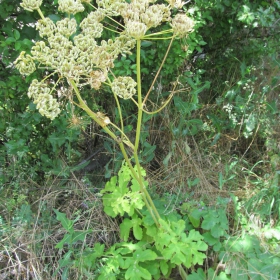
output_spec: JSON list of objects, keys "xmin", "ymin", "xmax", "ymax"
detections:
[
  {"xmin": 89, "ymin": 70, "xmax": 108, "ymax": 90},
  {"xmin": 14, "ymin": 51, "xmax": 36, "ymax": 75},
  {"xmin": 58, "ymin": 0, "xmax": 85, "ymax": 14},
  {"xmin": 34, "ymin": 93, "xmax": 61, "ymax": 120},
  {"xmin": 171, "ymin": 14, "xmax": 195, "ymax": 38},
  {"xmin": 20, "ymin": 0, "xmax": 42, "ymax": 12},
  {"xmin": 111, "ymin": 76, "xmax": 137, "ymax": 99},
  {"xmin": 126, "ymin": 21, "xmax": 147, "ymax": 39},
  {"xmin": 56, "ymin": 18, "xmax": 77, "ymax": 37},
  {"xmin": 166, "ymin": 0, "xmax": 186, "ymax": 9},
  {"xmin": 27, "ymin": 79, "xmax": 61, "ymax": 120}
]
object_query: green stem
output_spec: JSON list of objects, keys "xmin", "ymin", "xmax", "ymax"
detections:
[
  {"xmin": 110, "ymin": 81, "xmax": 125, "ymax": 139},
  {"xmin": 143, "ymin": 36, "xmax": 175, "ymax": 105},
  {"xmin": 37, "ymin": 8, "xmax": 45, "ymax": 20},
  {"xmin": 178, "ymin": 265, "xmax": 188, "ymax": 280},
  {"xmin": 134, "ymin": 39, "xmax": 143, "ymax": 153},
  {"xmin": 70, "ymin": 79, "xmax": 117, "ymax": 141},
  {"xmin": 143, "ymin": 29, "xmax": 173, "ymax": 38},
  {"xmin": 134, "ymin": 39, "xmax": 161, "ymax": 223},
  {"xmin": 118, "ymin": 143, "xmax": 158, "ymax": 225},
  {"xmin": 109, "ymin": 122, "xmax": 134, "ymax": 150}
]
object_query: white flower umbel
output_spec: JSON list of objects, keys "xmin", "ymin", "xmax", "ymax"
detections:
[
  {"xmin": 107, "ymin": 33, "xmax": 136, "ymax": 58},
  {"xmin": 35, "ymin": 93, "xmax": 61, "ymax": 120},
  {"xmin": 27, "ymin": 79, "xmax": 49, "ymax": 99},
  {"xmin": 36, "ymin": 18, "xmax": 56, "ymax": 38},
  {"xmin": 14, "ymin": 51, "xmax": 36, "ymax": 75},
  {"xmin": 27, "ymin": 79, "xmax": 61, "ymax": 120},
  {"xmin": 126, "ymin": 21, "xmax": 147, "ymax": 39},
  {"xmin": 80, "ymin": 13, "xmax": 104, "ymax": 38},
  {"xmin": 16, "ymin": 0, "xmax": 196, "ymax": 121},
  {"xmin": 111, "ymin": 76, "xmax": 137, "ymax": 99},
  {"xmin": 96, "ymin": 0, "xmax": 127, "ymax": 16},
  {"xmin": 56, "ymin": 18, "xmax": 77, "ymax": 38},
  {"xmin": 141, "ymin": 4, "xmax": 170, "ymax": 28},
  {"xmin": 20, "ymin": 0, "xmax": 42, "ymax": 12},
  {"xmin": 31, "ymin": 41, "xmax": 51, "ymax": 65},
  {"xmin": 171, "ymin": 14, "xmax": 195, "ymax": 37},
  {"xmin": 166, "ymin": 0, "xmax": 185, "ymax": 9},
  {"xmin": 58, "ymin": 0, "xmax": 85, "ymax": 14}
]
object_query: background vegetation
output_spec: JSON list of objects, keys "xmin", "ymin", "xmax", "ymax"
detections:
[{"xmin": 1, "ymin": 0, "xmax": 280, "ymax": 279}]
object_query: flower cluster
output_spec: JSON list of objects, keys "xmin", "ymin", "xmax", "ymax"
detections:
[
  {"xmin": 126, "ymin": 21, "xmax": 147, "ymax": 39},
  {"xmin": 120, "ymin": 0, "xmax": 171, "ymax": 39},
  {"xmin": 28, "ymin": 79, "xmax": 61, "ymax": 120},
  {"xmin": 58, "ymin": 0, "xmax": 84, "ymax": 15},
  {"xmin": 111, "ymin": 76, "xmax": 137, "ymax": 99},
  {"xmin": 80, "ymin": 11, "xmax": 104, "ymax": 38},
  {"xmin": 89, "ymin": 70, "xmax": 107, "ymax": 90},
  {"xmin": 36, "ymin": 18, "xmax": 56, "ymax": 38},
  {"xmin": 223, "ymin": 103, "xmax": 238, "ymax": 126},
  {"xmin": 20, "ymin": 0, "xmax": 42, "ymax": 12},
  {"xmin": 96, "ymin": 0, "xmax": 127, "ymax": 16},
  {"xmin": 56, "ymin": 18, "xmax": 77, "ymax": 37},
  {"xmin": 17, "ymin": 0, "xmax": 196, "ymax": 120},
  {"xmin": 166, "ymin": 0, "xmax": 185, "ymax": 9},
  {"xmin": 171, "ymin": 14, "xmax": 195, "ymax": 37},
  {"xmin": 14, "ymin": 51, "xmax": 36, "ymax": 75},
  {"xmin": 107, "ymin": 34, "xmax": 136, "ymax": 57}
]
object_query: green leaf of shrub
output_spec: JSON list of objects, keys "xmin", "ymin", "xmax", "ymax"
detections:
[
  {"xmin": 53, "ymin": 209, "xmax": 74, "ymax": 232},
  {"xmin": 160, "ymin": 260, "xmax": 169, "ymax": 276},
  {"xmin": 13, "ymin": 29, "xmax": 20, "ymax": 40},
  {"xmin": 120, "ymin": 218, "xmax": 133, "ymax": 241},
  {"xmin": 125, "ymin": 264, "xmax": 151, "ymax": 280}
]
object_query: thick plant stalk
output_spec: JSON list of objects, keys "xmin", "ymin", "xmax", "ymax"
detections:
[
  {"xmin": 133, "ymin": 39, "xmax": 161, "ymax": 223},
  {"xmin": 70, "ymin": 78, "xmax": 161, "ymax": 226}
]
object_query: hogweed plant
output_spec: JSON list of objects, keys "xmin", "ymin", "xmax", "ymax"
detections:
[{"xmin": 15, "ymin": 0, "xmax": 208, "ymax": 278}]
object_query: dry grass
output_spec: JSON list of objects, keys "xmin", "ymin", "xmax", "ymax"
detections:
[{"xmin": 0, "ymin": 171, "xmax": 119, "ymax": 279}]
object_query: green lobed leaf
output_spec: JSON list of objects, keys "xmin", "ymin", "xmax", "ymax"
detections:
[
  {"xmin": 202, "ymin": 232, "xmax": 219, "ymax": 246},
  {"xmin": 201, "ymin": 213, "xmax": 218, "ymax": 230},
  {"xmin": 211, "ymin": 225, "xmax": 227, "ymax": 238},
  {"xmin": 120, "ymin": 218, "xmax": 133, "ymax": 242},
  {"xmin": 134, "ymin": 249, "xmax": 157, "ymax": 262},
  {"xmin": 162, "ymin": 243, "xmax": 187, "ymax": 265},
  {"xmin": 173, "ymin": 219, "xmax": 186, "ymax": 236},
  {"xmin": 192, "ymin": 250, "xmax": 207, "ymax": 266},
  {"xmin": 125, "ymin": 263, "xmax": 152, "ymax": 280},
  {"xmin": 187, "ymin": 268, "xmax": 206, "ymax": 280},
  {"xmin": 188, "ymin": 214, "xmax": 201, "ymax": 228},
  {"xmin": 132, "ymin": 218, "xmax": 143, "ymax": 240}
]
